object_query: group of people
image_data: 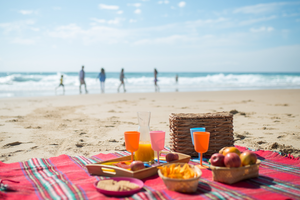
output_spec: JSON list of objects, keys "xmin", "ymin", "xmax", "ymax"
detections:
[{"xmin": 55, "ymin": 67, "xmax": 167, "ymax": 94}]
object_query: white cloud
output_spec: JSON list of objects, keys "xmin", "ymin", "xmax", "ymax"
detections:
[
  {"xmin": 186, "ymin": 17, "xmax": 228, "ymax": 27},
  {"xmin": 117, "ymin": 10, "xmax": 123, "ymax": 14},
  {"xmin": 19, "ymin": 10, "xmax": 34, "ymax": 15},
  {"xmin": 11, "ymin": 37, "xmax": 36, "ymax": 45},
  {"xmin": 91, "ymin": 18, "xmax": 106, "ymax": 23},
  {"xmin": 134, "ymin": 34, "xmax": 198, "ymax": 45},
  {"xmin": 233, "ymin": 2, "xmax": 300, "ymax": 15},
  {"xmin": 47, "ymin": 23, "xmax": 133, "ymax": 44},
  {"xmin": 0, "ymin": 20, "xmax": 35, "ymax": 34},
  {"xmin": 134, "ymin": 9, "xmax": 142, "ymax": 14},
  {"xmin": 98, "ymin": 4, "xmax": 119, "ymax": 10},
  {"xmin": 129, "ymin": 19, "xmax": 137, "ymax": 23},
  {"xmin": 107, "ymin": 19, "xmax": 123, "ymax": 25},
  {"xmin": 128, "ymin": 3, "xmax": 141, "ymax": 7},
  {"xmin": 90, "ymin": 18, "xmax": 124, "ymax": 25},
  {"xmin": 239, "ymin": 15, "xmax": 276, "ymax": 26},
  {"xmin": 178, "ymin": 1, "xmax": 186, "ymax": 8},
  {"xmin": 250, "ymin": 26, "xmax": 274, "ymax": 33}
]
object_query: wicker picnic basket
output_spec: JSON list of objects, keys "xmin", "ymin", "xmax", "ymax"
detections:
[{"xmin": 169, "ymin": 112, "xmax": 234, "ymax": 157}]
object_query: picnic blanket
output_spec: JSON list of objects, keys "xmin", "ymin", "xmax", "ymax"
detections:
[{"xmin": 1, "ymin": 146, "xmax": 300, "ymax": 200}]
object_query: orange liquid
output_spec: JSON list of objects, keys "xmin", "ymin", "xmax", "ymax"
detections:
[{"xmin": 134, "ymin": 142, "xmax": 154, "ymax": 162}]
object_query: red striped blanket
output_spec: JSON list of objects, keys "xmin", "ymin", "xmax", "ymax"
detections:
[{"xmin": 1, "ymin": 146, "xmax": 300, "ymax": 200}]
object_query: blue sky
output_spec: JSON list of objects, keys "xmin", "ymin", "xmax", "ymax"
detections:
[{"xmin": 0, "ymin": 0, "xmax": 300, "ymax": 72}]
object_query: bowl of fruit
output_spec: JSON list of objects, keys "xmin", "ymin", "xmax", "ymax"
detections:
[
  {"xmin": 158, "ymin": 163, "xmax": 202, "ymax": 193},
  {"xmin": 209, "ymin": 147, "xmax": 261, "ymax": 184}
]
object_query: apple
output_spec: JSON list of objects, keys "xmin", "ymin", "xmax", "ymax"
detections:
[
  {"xmin": 240, "ymin": 151, "xmax": 257, "ymax": 166},
  {"xmin": 224, "ymin": 153, "xmax": 241, "ymax": 168},
  {"xmin": 166, "ymin": 153, "xmax": 179, "ymax": 162},
  {"xmin": 222, "ymin": 147, "xmax": 241, "ymax": 156},
  {"xmin": 210, "ymin": 153, "xmax": 225, "ymax": 167},
  {"xmin": 130, "ymin": 161, "xmax": 145, "ymax": 171}
]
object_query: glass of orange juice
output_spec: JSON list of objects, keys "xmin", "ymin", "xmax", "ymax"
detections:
[
  {"xmin": 134, "ymin": 112, "xmax": 154, "ymax": 162},
  {"xmin": 193, "ymin": 132, "xmax": 210, "ymax": 168},
  {"xmin": 124, "ymin": 131, "xmax": 140, "ymax": 162}
]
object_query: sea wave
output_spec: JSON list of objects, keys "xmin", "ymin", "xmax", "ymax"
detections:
[{"xmin": 0, "ymin": 72, "xmax": 299, "ymax": 97}]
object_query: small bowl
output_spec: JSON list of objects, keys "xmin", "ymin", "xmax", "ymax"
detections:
[
  {"xmin": 94, "ymin": 177, "xmax": 144, "ymax": 197},
  {"xmin": 158, "ymin": 163, "xmax": 202, "ymax": 193}
]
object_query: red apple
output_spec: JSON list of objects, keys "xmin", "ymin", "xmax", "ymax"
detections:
[
  {"xmin": 166, "ymin": 153, "xmax": 179, "ymax": 162},
  {"xmin": 224, "ymin": 153, "xmax": 241, "ymax": 168},
  {"xmin": 240, "ymin": 151, "xmax": 257, "ymax": 166},
  {"xmin": 210, "ymin": 153, "xmax": 225, "ymax": 167},
  {"xmin": 130, "ymin": 161, "xmax": 145, "ymax": 171}
]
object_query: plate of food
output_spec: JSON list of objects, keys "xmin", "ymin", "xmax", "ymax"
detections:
[{"xmin": 94, "ymin": 177, "xmax": 144, "ymax": 196}]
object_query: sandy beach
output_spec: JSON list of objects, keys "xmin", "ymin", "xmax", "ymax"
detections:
[{"xmin": 0, "ymin": 89, "xmax": 299, "ymax": 163}]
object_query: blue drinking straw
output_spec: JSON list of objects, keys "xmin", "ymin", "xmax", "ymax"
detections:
[{"xmin": 190, "ymin": 127, "xmax": 206, "ymax": 162}]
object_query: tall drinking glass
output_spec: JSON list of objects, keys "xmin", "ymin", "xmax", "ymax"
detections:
[
  {"xmin": 190, "ymin": 127, "xmax": 205, "ymax": 161},
  {"xmin": 150, "ymin": 131, "xmax": 165, "ymax": 164},
  {"xmin": 193, "ymin": 132, "xmax": 210, "ymax": 169},
  {"xmin": 124, "ymin": 131, "xmax": 140, "ymax": 162},
  {"xmin": 135, "ymin": 112, "xmax": 154, "ymax": 162}
]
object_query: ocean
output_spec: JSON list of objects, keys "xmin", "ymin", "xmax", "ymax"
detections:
[{"xmin": 0, "ymin": 72, "xmax": 300, "ymax": 98}]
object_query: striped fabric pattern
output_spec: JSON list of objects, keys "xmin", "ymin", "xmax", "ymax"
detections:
[{"xmin": 0, "ymin": 146, "xmax": 299, "ymax": 200}]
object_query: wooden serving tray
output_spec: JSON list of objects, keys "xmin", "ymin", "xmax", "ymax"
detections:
[{"xmin": 86, "ymin": 151, "xmax": 191, "ymax": 180}]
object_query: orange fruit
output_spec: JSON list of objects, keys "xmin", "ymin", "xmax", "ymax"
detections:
[{"xmin": 222, "ymin": 147, "xmax": 241, "ymax": 156}]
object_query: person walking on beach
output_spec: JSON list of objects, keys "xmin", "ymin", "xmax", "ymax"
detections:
[
  {"xmin": 79, "ymin": 65, "xmax": 88, "ymax": 94},
  {"xmin": 175, "ymin": 74, "xmax": 178, "ymax": 92},
  {"xmin": 118, "ymin": 68, "xmax": 126, "ymax": 93},
  {"xmin": 154, "ymin": 68, "xmax": 159, "ymax": 92},
  {"xmin": 55, "ymin": 75, "xmax": 65, "ymax": 95},
  {"xmin": 97, "ymin": 68, "xmax": 106, "ymax": 93}
]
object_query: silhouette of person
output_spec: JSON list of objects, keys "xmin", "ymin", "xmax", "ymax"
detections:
[
  {"xmin": 175, "ymin": 74, "xmax": 178, "ymax": 92},
  {"xmin": 118, "ymin": 68, "xmax": 126, "ymax": 93},
  {"xmin": 55, "ymin": 75, "xmax": 65, "ymax": 95},
  {"xmin": 154, "ymin": 68, "xmax": 159, "ymax": 92},
  {"xmin": 79, "ymin": 66, "xmax": 88, "ymax": 94},
  {"xmin": 97, "ymin": 68, "xmax": 106, "ymax": 93}
]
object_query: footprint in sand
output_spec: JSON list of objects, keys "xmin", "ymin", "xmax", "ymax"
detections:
[
  {"xmin": 25, "ymin": 126, "xmax": 42, "ymax": 129},
  {"xmin": 257, "ymin": 141, "xmax": 266, "ymax": 144},
  {"xmin": 6, "ymin": 119, "xmax": 18, "ymax": 122},
  {"xmin": 3, "ymin": 141, "xmax": 22, "ymax": 147},
  {"xmin": 275, "ymin": 104, "xmax": 289, "ymax": 106},
  {"xmin": 261, "ymin": 127, "xmax": 277, "ymax": 130}
]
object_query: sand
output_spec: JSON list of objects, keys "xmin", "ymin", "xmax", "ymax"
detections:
[{"xmin": 0, "ymin": 89, "xmax": 299, "ymax": 163}]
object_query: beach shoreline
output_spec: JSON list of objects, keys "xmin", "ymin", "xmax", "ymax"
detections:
[{"xmin": 0, "ymin": 89, "xmax": 299, "ymax": 163}]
